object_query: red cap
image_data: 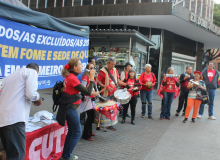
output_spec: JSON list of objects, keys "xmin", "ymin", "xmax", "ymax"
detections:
[{"xmin": 194, "ymin": 71, "xmax": 202, "ymax": 78}]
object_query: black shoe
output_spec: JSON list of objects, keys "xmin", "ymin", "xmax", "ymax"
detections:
[
  {"xmin": 192, "ymin": 118, "xmax": 196, "ymax": 123},
  {"xmin": 183, "ymin": 118, "xmax": 188, "ymax": 123},
  {"xmin": 121, "ymin": 119, "xmax": 125, "ymax": 124},
  {"xmin": 175, "ymin": 112, "xmax": 179, "ymax": 116},
  {"xmin": 126, "ymin": 114, "xmax": 131, "ymax": 118},
  {"xmin": 148, "ymin": 116, "xmax": 154, "ymax": 120},
  {"xmin": 131, "ymin": 120, "xmax": 135, "ymax": 125}
]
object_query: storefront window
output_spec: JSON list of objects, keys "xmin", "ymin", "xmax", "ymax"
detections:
[{"xmin": 89, "ymin": 47, "xmax": 143, "ymax": 74}]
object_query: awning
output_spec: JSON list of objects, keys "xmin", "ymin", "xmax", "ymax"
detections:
[{"xmin": 0, "ymin": 0, "xmax": 89, "ymax": 38}]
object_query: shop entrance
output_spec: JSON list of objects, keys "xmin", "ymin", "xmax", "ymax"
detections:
[{"xmin": 171, "ymin": 52, "xmax": 196, "ymax": 75}]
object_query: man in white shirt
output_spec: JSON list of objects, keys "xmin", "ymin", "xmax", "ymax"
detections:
[{"xmin": 0, "ymin": 63, "xmax": 42, "ymax": 160}]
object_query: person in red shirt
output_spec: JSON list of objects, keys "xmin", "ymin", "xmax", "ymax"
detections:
[
  {"xmin": 97, "ymin": 57, "xmax": 127, "ymax": 132},
  {"xmin": 121, "ymin": 68, "xmax": 141, "ymax": 125},
  {"xmin": 139, "ymin": 64, "xmax": 156, "ymax": 119},
  {"xmin": 160, "ymin": 67, "xmax": 180, "ymax": 120},
  {"xmin": 119, "ymin": 62, "xmax": 133, "ymax": 118},
  {"xmin": 81, "ymin": 63, "xmax": 100, "ymax": 141},
  {"xmin": 60, "ymin": 57, "xmax": 97, "ymax": 160}
]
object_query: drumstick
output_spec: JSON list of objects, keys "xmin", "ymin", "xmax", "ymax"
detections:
[
  {"xmin": 97, "ymin": 113, "xmax": 101, "ymax": 128},
  {"xmin": 99, "ymin": 88, "xmax": 106, "ymax": 94}
]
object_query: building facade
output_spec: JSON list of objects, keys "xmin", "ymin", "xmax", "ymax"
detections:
[{"xmin": 27, "ymin": 0, "xmax": 220, "ymax": 86}]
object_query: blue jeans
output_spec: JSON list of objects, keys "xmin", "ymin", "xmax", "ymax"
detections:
[
  {"xmin": 62, "ymin": 108, "xmax": 82, "ymax": 159},
  {"xmin": 160, "ymin": 92, "xmax": 175, "ymax": 118},
  {"xmin": 140, "ymin": 89, "xmax": 153, "ymax": 116},
  {"xmin": 199, "ymin": 88, "xmax": 215, "ymax": 116}
]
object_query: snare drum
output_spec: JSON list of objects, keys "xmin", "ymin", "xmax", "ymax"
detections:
[{"xmin": 114, "ymin": 89, "xmax": 131, "ymax": 104}]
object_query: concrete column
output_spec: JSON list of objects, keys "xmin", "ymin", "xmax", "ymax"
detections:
[
  {"xmin": 200, "ymin": 0, "xmax": 203, "ymax": 17},
  {"xmin": 205, "ymin": 0, "xmax": 208, "ymax": 20},
  {"xmin": 189, "ymin": 0, "xmax": 192, "ymax": 10},
  {"xmin": 195, "ymin": 0, "xmax": 197, "ymax": 14}
]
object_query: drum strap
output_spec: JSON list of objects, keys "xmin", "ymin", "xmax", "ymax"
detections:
[{"xmin": 105, "ymin": 67, "xmax": 117, "ymax": 86}]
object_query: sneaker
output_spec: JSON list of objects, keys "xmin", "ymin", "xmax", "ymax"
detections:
[
  {"xmin": 191, "ymin": 118, "xmax": 196, "ymax": 123},
  {"xmin": 175, "ymin": 112, "xmax": 179, "ymax": 116},
  {"xmin": 100, "ymin": 127, "xmax": 107, "ymax": 132},
  {"xmin": 208, "ymin": 116, "xmax": 216, "ymax": 120},
  {"xmin": 61, "ymin": 155, "xmax": 78, "ymax": 160},
  {"xmin": 107, "ymin": 126, "xmax": 117, "ymax": 131},
  {"xmin": 148, "ymin": 116, "xmax": 154, "ymax": 120},
  {"xmin": 182, "ymin": 112, "xmax": 185, "ymax": 116},
  {"xmin": 165, "ymin": 117, "xmax": 170, "ymax": 120},
  {"xmin": 183, "ymin": 118, "xmax": 188, "ymax": 123},
  {"xmin": 197, "ymin": 115, "xmax": 202, "ymax": 119},
  {"xmin": 141, "ymin": 115, "xmax": 145, "ymax": 118}
]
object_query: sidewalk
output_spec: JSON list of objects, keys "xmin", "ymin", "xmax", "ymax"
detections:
[{"xmin": 1, "ymin": 89, "xmax": 220, "ymax": 160}]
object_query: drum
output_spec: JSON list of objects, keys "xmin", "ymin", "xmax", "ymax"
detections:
[
  {"xmin": 114, "ymin": 89, "xmax": 131, "ymax": 104},
  {"xmin": 94, "ymin": 109, "xmax": 118, "ymax": 127},
  {"xmin": 93, "ymin": 100, "xmax": 119, "ymax": 127}
]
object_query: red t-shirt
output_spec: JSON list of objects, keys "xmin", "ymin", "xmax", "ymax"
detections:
[
  {"xmin": 63, "ymin": 73, "xmax": 81, "ymax": 104},
  {"xmin": 123, "ymin": 78, "xmax": 135, "ymax": 98},
  {"xmin": 207, "ymin": 69, "xmax": 216, "ymax": 82},
  {"xmin": 139, "ymin": 72, "xmax": 156, "ymax": 91},
  {"xmin": 97, "ymin": 69, "xmax": 119, "ymax": 96},
  {"xmin": 81, "ymin": 75, "xmax": 97, "ymax": 98},
  {"xmin": 164, "ymin": 77, "xmax": 178, "ymax": 93}
]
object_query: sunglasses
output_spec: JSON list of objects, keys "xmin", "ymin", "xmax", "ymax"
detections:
[{"xmin": 90, "ymin": 67, "xmax": 96, "ymax": 70}]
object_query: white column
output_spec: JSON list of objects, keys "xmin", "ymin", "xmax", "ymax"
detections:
[
  {"xmin": 72, "ymin": 0, "xmax": 74, "ymax": 6},
  {"xmin": 81, "ymin": 0, "xmax": 83, "ymax": 6},
  {"xmin": 211, "ymin": 0, "xmax": 214, "ymax": 22},
  {"xmin": 126, "ymin": 0, "xmax": 128, "ymax": 3},
  {"xmin": 208, "ymin": 0, "xmax": 211, "ymax": 21},
  {"xmin": 91, "ymin": 0, "xmax": 93, "ymax": 5},
  {"xmin": 114, "ymin": 0, "xmax": 116, "ymax": 4},
  {"xmin": 103, "ymin": 0, "xmax": 104, "ymax": 5},
  {"xmin": 200, "ymin": 0, "xmax": 203, "ymax": 16},
  {"xmin": 195, "ymin": 0, "xmax": 197, "ymax": 14},
  {"xmin": 205, "ymin": 0, "xmax": 208, "ymax": 20},
  {"xmin": 189, "ymin": 0, "xmax": 191, "ymax": 10}
]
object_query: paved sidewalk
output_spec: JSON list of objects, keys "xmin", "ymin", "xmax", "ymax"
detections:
[{"xmin": 1, "ymin": 88, "xmax": 220, "ymax": 160}]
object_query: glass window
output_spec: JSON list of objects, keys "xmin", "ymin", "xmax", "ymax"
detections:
[
  {"xmin": 105, "ymin": 0, "xmax": 114, "ymax": 4},
  {"xmin": 128, "ymin": 0, "xmax": 139, "ymax": 3},
  {"xmin": 98, "ymin": 25, "xmax": 111, "ymax": 29},
  {"xmin": 116, "ymin": 0, "xmax": 126, "ymax": 3},
  {"xmin": 83, "ymin": 0, "xmax": 92, "ymax": 5},
  {"xmin": 127, "ymin": 25, "xmax": 138, "ymax": 31},
  {"xmin": 93, "ymin": 0, "xmax": 102, "ymax": 5},
  {"xmin": 111, "ymin": 25, "xmax": 124, "ymax": 30}
]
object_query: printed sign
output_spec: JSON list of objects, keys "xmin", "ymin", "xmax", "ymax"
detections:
[{"xmin": 0, "ymin": 17, "xmax": 89, "ymax": 89}]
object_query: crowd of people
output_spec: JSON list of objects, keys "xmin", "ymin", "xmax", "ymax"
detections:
[{"xmin": 0, "ymin": 56, "xmax": 219, "ymax": 160}]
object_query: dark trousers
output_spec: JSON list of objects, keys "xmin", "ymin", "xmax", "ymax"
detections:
[
  {"xmin": 80, "ymin": 112, "xmax": 86, "ymax": 122},
  {"xmin": 83, "ymin": 109, "xmax": 94, "ymax": 139},
  {"xmin": 122, "ymin": 98, "xmax": 138, "ymax": 120},
  {"xmin": 0, "ymin": 122, "xmax": 26, "ymax": 160},
  {"xmin": 176, "ymin": 90, "xmax": 189, "ymax": 113}
]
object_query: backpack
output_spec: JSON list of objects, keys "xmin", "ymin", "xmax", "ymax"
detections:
[{"xmin": 52, "ymin": 81, "xmax": 64, "ymax": 112}]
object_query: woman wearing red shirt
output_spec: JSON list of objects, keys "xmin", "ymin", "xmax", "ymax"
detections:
[
  {"xmin": 121, "ymin": 68, "xmax": 141, "ymax": 125},
  {"xmin": 139, "ymin": 64, "xmax": 156, "ymax": 119},
  {"xmin": 60, "ymin": 57, "xmax": 97, "ymax": 160},
  {"xmin": 81, "ymin": 63, "xmax": 99, "ymax": 141},
  {"xmin": 160, "ymin": 67, "xmax": 180, "ymax": 120}
]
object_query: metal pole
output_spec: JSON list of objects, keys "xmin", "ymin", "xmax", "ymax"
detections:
[
  {"xmin": 157, "ymin": 30, "xmax": 164, "ymax": 89},
  {"xmin": 63, "ymin": 0, "xmax": 65, "ymax": 7},
  {"xmin": 45, "ymin": 0, "xmax": 48, "ymax": 8},
  {"xmin": 128, "ymin": 37, "xmax": 132, "ymax": 62},
  {"xmin": 28, "ymin": 0, "xmax": 30, "ymax": 8},
  {"xmin": 54, "ymin": 0, "xmax": 57, "ymax": 7},
  {"xmin": 36, "ymin": 0, "xmax": 39, "ymax": 8}
]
